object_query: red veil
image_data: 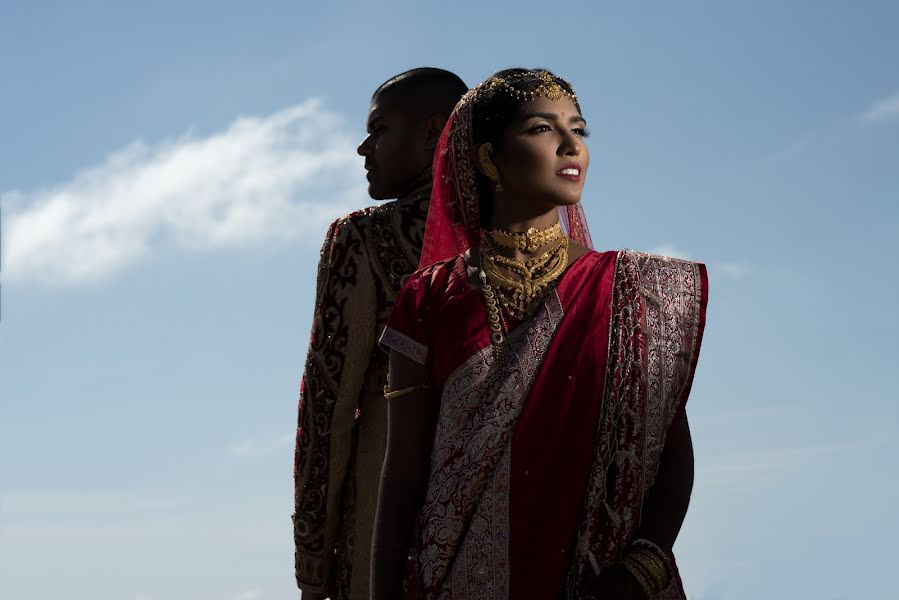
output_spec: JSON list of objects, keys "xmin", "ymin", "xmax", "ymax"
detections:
[{"xmin": 419, "ymin": 84, "xmax": 594, "ymax": 269}]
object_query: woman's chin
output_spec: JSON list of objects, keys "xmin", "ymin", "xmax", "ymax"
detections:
[{"xmin": 552, "ymin": 193, "xmax": 584, "ymax": 207}]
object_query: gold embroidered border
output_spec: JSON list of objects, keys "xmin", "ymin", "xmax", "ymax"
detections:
[
  {"xmin": 413, "ymin": 291, "xmax": 565, "ymax": 599},
  {"xmin": 567, "ymin": 250, "xmax": 703, "ymax": 600},
  {"xmin": 379, "ymin": 326, "xmax": 428, "ymax": 366},
  {"xmin": 633, "ymin": 252, "xmax": 702, "ymax": 499}
]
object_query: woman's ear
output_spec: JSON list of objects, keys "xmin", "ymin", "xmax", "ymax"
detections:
[
  {"xmin": 475, "ymin": 143, "xmax": 503, "ymax": 192},
  {"xmin": 474, "ymin": 143, "xmax": 490, "ymax": 175}
]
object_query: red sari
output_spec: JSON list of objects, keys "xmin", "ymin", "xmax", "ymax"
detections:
[{"xmin": 380, "ymin": 248, "xmax": 708, "ymax": 599}]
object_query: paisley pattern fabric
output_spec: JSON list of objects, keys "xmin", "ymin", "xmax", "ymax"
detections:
[
  {"xmin": 414, "ymin": 293, "xmax": 564, "ymax": 598},
  {"xmin": 382, "ymin": 250, "xmax": 707, "ymax": 599},
  {"xmin": 566, "ymin": 250, "xmax": 706, "ymax": 600},
  {"xmin": 293, "ymin": 186, "xmax": 429, "ymax": 598}
]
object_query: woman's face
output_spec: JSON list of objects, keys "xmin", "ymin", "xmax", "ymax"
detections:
[{"xmin": 492, "ymin": 95, "xmax": 590, "ymax": 214}]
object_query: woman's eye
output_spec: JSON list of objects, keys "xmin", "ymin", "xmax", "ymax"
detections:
[
  {"xmin": 530, "ymin": 124, "xmax": 552, "ymax": 133},
  {"xmin": 573, "ymin": 128, "xmax": 590, "ymax": 138}
]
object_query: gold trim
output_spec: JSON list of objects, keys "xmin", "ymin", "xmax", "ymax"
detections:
[
  {"xmin": 489, "ymin": 222, "xmax": 564, "ymax": 252},
  {"xmin": 383, "ymin": 383, "xmax": 431, "ymax": 400}
]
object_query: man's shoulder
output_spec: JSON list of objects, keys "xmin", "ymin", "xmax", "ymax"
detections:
[
  {"xmin": 324, "ymin": 202, "xmax": 383, "ymax": 239},
  {"xmin": 345, "ymin": 200, "xmax": 398, "ymax": 225},
  {"xmin": 318, "ymin": 201, "xmax": 403, "ymax": 263},
  {"xmin": 328, "ymin": 201, "xmax": 399, "ymax": 238}
]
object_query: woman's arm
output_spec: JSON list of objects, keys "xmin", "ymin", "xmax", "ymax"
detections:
[
  {"xmin": 583, "ymin": 410, "xmax": 694, "ymax": 599},
  {"xmin": 370, "ymin": 350, "xmax": 438, "ymax": 600},
  {"xmin": 638, "ymin": 408, "xmax": 695, "ymax": 552}
]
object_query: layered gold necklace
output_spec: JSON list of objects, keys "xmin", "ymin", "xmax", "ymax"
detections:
[
  {"xmin": 479, "ymin": 222, "xmax": 569, "ymax": 362},
  {"xmin": 488, "ymin": 222, "xmax": 564, "ymax": 252}
]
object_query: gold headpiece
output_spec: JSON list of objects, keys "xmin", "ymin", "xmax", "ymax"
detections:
[{"xmin": 483, "ymin": 70, "xmax": 578, "ymax": 104}]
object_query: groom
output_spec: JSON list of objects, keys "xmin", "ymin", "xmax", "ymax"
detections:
[{"xmin": 293, "ymin": 68, "xmax": 467, "ymax": 600}]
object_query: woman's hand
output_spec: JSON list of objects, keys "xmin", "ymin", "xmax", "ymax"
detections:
[
  {"xmin": 582, "ymin": 565, "xmax": 648, "ymax": 600},
  {"xmin": 300, "ymin": 588, "xmax": 335, "ymax": 600}
]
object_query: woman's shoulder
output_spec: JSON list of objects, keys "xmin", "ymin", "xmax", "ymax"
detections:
[
  {"xmin": 613, "ymin": 249, "xmax": 708, "ymax": 304},
  {"xmin": 403, "ymin": 253, "xmax": 470, "ymax": 296},
  {"xmin": 577, "ymin": 248, "xmax": 707, "ymax": 295},
  {"xmin": 619, "ymin": 248, "xmax": 705, "ymax": 268}
]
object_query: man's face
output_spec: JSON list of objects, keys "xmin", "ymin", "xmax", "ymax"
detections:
[{"xmin": 357, "ymin": 93, "xmax": 431, "ymax": 200}]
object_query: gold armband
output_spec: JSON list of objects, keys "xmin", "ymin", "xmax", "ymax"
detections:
[{"xmin": 383, "ymin": 383, "xmax": 431, "ymax": 400}]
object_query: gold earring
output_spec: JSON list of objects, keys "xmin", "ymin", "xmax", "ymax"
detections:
[{"xmin": 478, "ymin": 144, "xmax": 503, "ymax": 192}]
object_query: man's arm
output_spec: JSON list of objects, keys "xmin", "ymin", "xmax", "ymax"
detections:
[{"xmin": 293, "ymin": 217, "xmax": 376, "ymax": 596}]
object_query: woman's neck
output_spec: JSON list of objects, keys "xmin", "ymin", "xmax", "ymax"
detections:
[{"xmin": 488, "ymin": 209, "xmax": 561, "ymax": 260}]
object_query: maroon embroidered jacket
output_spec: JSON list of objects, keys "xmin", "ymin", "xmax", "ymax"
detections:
[{"xmin": 293, "ymin": 187, "xmax": 429, "ymax": 599}]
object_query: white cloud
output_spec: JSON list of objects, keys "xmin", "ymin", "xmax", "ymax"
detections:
[
  {"xmin": 230, "ymin": 432, "xmax": 294, "ymax": 458},
  {"xmin": 1, "ymin": 99, "xmax": 366, "ymax": 286},
  {"xmin": 770, "ymin": 134, "xmax": 812, "ymax": 162},
  {"xmin": 649, "ymin": 243, "xmax": 692, "ymax": 260},
  {"xmin": 233, "ymin": 590, "xmax": 262, "ymax": 600},
  {"xmin": 861, "ymin": 91, "xmax": 899, "ymax": 123},
  {"xmin": 0, "ymin": 491, "xmax": 178, "ymax": 515},
  {"xmin": 646, "ymin": 247, "xmax": 752, "ymax": 280},
  {"xmin": 694, "ymin": 437, "xmax": 890, "ymax": 495},
  {"xmin": 715, "ymin": 260, "xmax": 752, "ymax": 280}
]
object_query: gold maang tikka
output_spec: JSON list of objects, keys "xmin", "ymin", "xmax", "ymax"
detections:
[{"xmin": 483, "ymin": 69, "xmax": 578, "ymax": 104}]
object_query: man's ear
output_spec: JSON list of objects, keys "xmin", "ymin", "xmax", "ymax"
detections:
[{"xmin": 422, "ymin": 115, "xmax": 445, "ymax": 153}]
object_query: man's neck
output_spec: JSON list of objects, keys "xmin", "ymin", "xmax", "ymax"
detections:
[{"xmin": 394, "ymin": 170, "xmax": 433, "ymax": 202}]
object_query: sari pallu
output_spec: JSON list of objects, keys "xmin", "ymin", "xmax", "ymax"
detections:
[{"xmin": 380, "ymin": 249, "xmax": 707, "ymax": 599}]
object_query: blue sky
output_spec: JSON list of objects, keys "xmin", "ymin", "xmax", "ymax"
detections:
[{"xmin": 1, "ymin": 1, "xmax": 897, "ymax": 598}]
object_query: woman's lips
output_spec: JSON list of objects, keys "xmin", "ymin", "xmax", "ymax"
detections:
[{"xmin": 556, "ymin": 166, "xmax": 581, "ymax": 181}]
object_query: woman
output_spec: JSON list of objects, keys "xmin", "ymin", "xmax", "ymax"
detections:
[{"xmin": 372, "ymin": 68, "xmax": 708, "ymax": 600}]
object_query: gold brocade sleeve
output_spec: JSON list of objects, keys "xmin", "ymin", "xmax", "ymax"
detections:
[{"xmin": 293, "ymin": 216, "xmax": 376, "ymax": 593}]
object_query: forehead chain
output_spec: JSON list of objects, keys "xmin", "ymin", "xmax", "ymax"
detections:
[{"xmin": 481, "ymin": 70, "xmax": 578, "ymax": 103}]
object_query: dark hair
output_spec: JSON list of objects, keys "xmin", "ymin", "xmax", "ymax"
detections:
[
  {"xmin": 471, "ymin": 68, "xmax": 580, "ymax": 228},
  {"xmin": 373, "ymin": 67, "xmax": 468, "ymax": 121}
]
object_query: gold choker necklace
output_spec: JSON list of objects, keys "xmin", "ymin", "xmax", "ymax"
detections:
[
  {"xmin": 489, "ymin": 222, "xmax": 564, "ymax": 253},
  {"xmin": 479, "ymin": 231, "xmax": 569, "ymax": 363}
]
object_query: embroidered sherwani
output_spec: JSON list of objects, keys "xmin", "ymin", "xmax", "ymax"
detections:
[{"xmin": 293, "ymin": 186, "xmax": 429, "ymax": 599}]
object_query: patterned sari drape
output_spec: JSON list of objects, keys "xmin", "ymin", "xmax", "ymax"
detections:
[{"xmin": 381, "ymin": 249, "xmax": 707, "ymax": 599}]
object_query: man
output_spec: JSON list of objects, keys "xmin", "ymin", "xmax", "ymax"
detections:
[{"xmin": 293, "ymin": 68, "xmax": 467, "ymax": 600}]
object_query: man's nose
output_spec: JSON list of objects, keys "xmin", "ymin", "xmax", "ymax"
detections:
[{"xmin": 357, "ymin": 136, "xmax": 372, "ymax": 156}]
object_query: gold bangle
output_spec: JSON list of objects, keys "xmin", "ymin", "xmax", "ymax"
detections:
[
  {"xmin": 383, "ymin": 383, "xmax": 431, "ymax": 400},
  {"xmin": 619, "ymin": 557, "xmax": 654, "ymax": 599},
  {"xmin": 629, "ymin": 540, "xmax": 673, "ymax": 590},
  {"xmin": 627, "ymin": 550, "xmax": 669, "ymax": 592}
]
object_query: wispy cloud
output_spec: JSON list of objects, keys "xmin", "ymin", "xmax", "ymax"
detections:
[
  {"xmin": 233, "ymin": 590, "xmax": 262, "ymax": 600},
  {"xmin": 769, "ymin": 133, "xmax": 813, "ymax": 162},
  {"xmin": 715, "ymin": 261, "xmax": 752, "ymax": 280},
  {"xmin": 650, "ymin": 243, "xmax": 692, "ymax": 260},
  {"xmin": 695, "ymin": 437, "xmax": 891, "ymax": 494},
  {"xmin": 1, "ymin": 99, "xmax": 366, "ymax": 286},
  {"xmin": 648, "ymin": 245, "xmax": 753, "ymax": 280},
  {"xmin": 861, "ymin": 91, "xmax": 899, "ymax": 123},
  {"xmin": 0, "ymin": 491, "xmax": 178, "ymax": 515},
  {"xmin": 230, "ymin": 432, "xmax": 294, "ymax": 458}
]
